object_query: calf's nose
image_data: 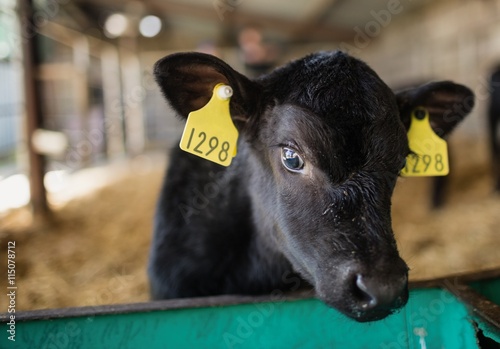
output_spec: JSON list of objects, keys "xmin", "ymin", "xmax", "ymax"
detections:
[
  {"xmin": 316, "ymin": 259, "xmax": 409, "ymax": 322},
  {"xmin": 353, "ymin": 273, "xmax": 408, "ymax": 312}
]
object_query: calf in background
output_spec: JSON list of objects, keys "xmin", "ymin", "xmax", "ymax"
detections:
[{"xmin": 489, "ymin": 66, "xmax": 500, "ymax": 192}]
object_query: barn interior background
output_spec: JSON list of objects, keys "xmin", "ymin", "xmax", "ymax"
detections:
[{"xmin": 0, "ymin": 0, "xmax": 499, "ymax": 311}]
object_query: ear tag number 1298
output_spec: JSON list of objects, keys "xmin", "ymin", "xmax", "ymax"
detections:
[
  {"xmin": 179, "ymin": 83, "xmax": 239, "ymax": 167},
  {"xmin": 401, "ymin": 107, "xmax": 449, "ymax": 177}
]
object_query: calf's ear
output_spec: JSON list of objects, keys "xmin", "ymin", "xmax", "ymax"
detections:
[
  {"xmin": 153, "ymin": 52, "xmax": 260, "ymax": 126},
  {"xmin": 396, "ymin": 81, "xmax": 475, "ymax": 137}
]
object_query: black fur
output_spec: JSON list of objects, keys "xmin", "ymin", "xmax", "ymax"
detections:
[
  {"xmin": 489, "ymin": 67, "xmax": 500, "ymax": 192},
  {"xmin": 149, "ymin": 51, "xmax": 474, "ymax": 322}
]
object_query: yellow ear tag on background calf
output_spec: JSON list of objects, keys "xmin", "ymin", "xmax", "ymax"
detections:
[
  {"xmin": 401, "ymin": 107, "xmax": 449, "ymax": 177},
  {"xmin": 179, "ymin": 83, "xmax": 238, "ymax": 167}
]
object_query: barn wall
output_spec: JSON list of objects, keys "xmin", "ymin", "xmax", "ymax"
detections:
[
  {"xmin": 139, "ymin": 0, "xmax": 500, "ymax": 148},
  {"xmin": 356, "ymin": 0, "xmax": 500, "ymax": 138},
  {"xmin": 282, "ymin": 0, "xmax": 500, "ymax": 139}
]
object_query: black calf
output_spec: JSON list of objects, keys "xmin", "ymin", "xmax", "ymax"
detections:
[{"xmin": 148, "ymin": 51, "xmax": 474, "ymax": 322}]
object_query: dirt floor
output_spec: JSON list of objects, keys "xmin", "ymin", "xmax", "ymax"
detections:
[{"xmin": 0, "ymin": 137, "xmax": 499, "ymax": 311}]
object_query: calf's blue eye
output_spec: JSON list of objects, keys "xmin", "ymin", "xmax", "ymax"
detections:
[{"xmin": 281, "ymin": 147, "xmax": 304, "ymax": 172}]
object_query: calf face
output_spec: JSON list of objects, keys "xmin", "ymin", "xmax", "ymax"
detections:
[{"xmin": 152, "ymin": 51, "xmax": 474, "ymax": 322}]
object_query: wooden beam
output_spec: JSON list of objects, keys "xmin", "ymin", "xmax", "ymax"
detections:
[
  {"xmin": 157, "ymin": 1, "xmax": 354, "ymax": 42},
  {"xmin": 74, "ymin": 0, "xmax": 354, "ymax": 43},
  {"xmin": 19, "ymin": 0, "xmax": 50, "ymax": 217}
]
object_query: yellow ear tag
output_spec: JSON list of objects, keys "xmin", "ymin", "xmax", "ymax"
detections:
[
  {"xmin": 401, "ymin": 107, "xmax": 449, "ymax": 177},
  {"xmin": 179, "ymin": 83, "xmax": 239, "ymax": 167}
]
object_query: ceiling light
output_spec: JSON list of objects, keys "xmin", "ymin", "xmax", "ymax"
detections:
[
  {"xmin": 139, "ymin": 15, "xmax": 162, "ymax": 38},
  {"xmin": 104, "ymin": 13, "xmax": 129, "ymax": 38}
]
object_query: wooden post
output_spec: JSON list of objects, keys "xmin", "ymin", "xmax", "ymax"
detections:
[
  {"xmin": 119, "ymin": 37, "xmax": 146, "ymax": 156},
  {"xmin": 19, "ymin": 0, "xmax": 49, "ymax": 216}
]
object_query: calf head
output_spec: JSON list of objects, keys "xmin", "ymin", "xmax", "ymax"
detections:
[{"xmin": 154, "ymin": 51, "xmax": 474, "ymax": 321}]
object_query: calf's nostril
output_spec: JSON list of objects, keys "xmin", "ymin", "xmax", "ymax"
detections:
[
  {"xmin": 353, "ymin": 273, "xmax": 407, "ymax": 311},
  {"xmin": 354, "ymin": 274, "xmax": 379, "ymax": 309}
]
